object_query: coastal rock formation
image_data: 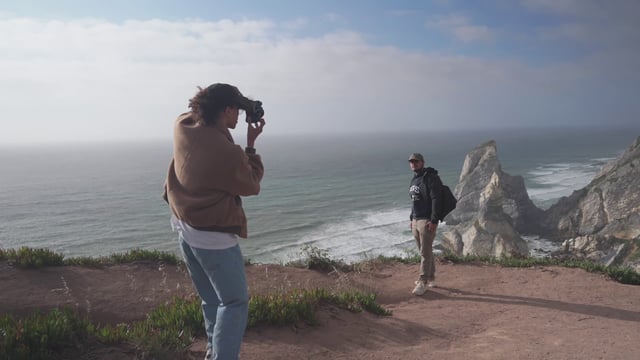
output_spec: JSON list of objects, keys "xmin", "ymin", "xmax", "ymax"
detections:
[
  {"xmin": 440, "ymin": 136, "xmax": 640, "ymax": 269},
  {"xmin": 541, "ymin": 136, "xmax": 640, "ymax": 269},
  {"xmin": 441, "ymin": 141, "xmax": 537, "ymax": 257}
]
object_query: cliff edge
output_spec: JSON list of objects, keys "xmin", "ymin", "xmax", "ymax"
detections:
[
  {"xmin": 441, "ymin": 136, "xmax": 640, "ymax": 270},
  {"xmin": 541, "ymin": 136, "xmax": 640, "ymax": 268}
]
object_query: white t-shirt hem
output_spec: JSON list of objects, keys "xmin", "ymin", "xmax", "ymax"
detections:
[{"xmin": 171, "ymin": 216, "xmax": 239, "ymax": 250}]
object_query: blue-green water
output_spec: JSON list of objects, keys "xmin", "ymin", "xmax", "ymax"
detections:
[{"xmin": 0, "ymin": 127, "xmax": 637, "ymax": 263}]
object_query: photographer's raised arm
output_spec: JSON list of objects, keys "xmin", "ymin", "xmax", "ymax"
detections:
[
  {"xmin": 220, "ymin": 117, "xmax": 266, "ymax": 196},
  {"xmin": 247, "ymin": 118, "xmax": 265, "ymax": 149},
  {"xmin": 225, "ymin": 147, "xmax": 264, "ymax": 196}
]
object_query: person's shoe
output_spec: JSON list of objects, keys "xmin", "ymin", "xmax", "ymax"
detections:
[
  {"xmin": 427, "ymin": 280, "xmax": 436, "ymax": 288},
  {"xmin": 204, "ymin": 346, "xmax": 213, "ymax": 360},
  {"xmin": 412, "ymin": 280, "xmax": 427, "ymax": 296}
]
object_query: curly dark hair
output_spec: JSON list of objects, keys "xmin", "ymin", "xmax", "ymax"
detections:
[{"xmin": 188, "ymin": 84, "xmax": 242, "ymax": 125}]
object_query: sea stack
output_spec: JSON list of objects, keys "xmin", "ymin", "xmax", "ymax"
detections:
[{"xmin": 441, "ymin": 140, "xmax": 540, "ymax": 257}]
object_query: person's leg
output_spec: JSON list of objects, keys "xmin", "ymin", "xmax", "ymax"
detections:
[
  {"xmin": 190, "ymin": 244, "xmax": 248, "ymax": 360},
  {"xmin": 423, "ymin": 225, "xmax": 437, "ymax": 284},
  {"xmin": 412, "ymin": 219, "xmax": 422, "ymax": 253},
  {"xmin": 178, "ymin": 235, "xmax": 219, "ymax": 349},
  {"xmin": 413, "ymin": 219, "xmax": 431, "ymax": 282}
]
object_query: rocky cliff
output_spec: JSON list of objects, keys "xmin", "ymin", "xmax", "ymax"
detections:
[
  {"xmin": 441, "ymin": 141, "xmax": 540, "ymax": 257},
  {"xmin": 540, "ymin": 136, "xmax": 640, "ymax": 268},
  {"xmin": 440, "ymin": 136, "xmax": 640, "ymax": 269}
]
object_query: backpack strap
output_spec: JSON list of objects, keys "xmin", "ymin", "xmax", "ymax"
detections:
[
  {"xmin": 420, "ymin": 172, "xmax": 436, "ymax": 199},
  {"xmin": 421, "ymin": 171, "xmax": 444, "ymax": 222}
]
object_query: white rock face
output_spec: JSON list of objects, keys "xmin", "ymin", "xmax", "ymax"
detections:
[
  {"xmin": 442, "ymin": 142, "xmax": 534, "ymax": 257},
  {"xmin": 542, "ymin": 136, "xmax": 640, "ymax": 268},
  {"xmin": 442, "ymin": 136, "xmax": 640, "ymax": 268}
]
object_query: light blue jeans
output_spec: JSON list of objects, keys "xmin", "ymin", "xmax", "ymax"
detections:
[{"xmin": 179, "ymin": 235, "xmax": 249, "ymax": 360}]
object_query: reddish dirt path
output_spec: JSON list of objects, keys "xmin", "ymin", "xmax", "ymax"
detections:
[{"xmin": 2, "ymin": 260, "xmax": 639, "ymax": 359}]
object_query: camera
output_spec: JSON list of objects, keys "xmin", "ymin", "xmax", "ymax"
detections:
[{"xmin": 240, "ymin": 99, "xmax": 264, "ymax": 124}]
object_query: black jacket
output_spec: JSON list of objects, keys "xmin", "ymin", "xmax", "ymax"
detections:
[{"xmin": 409, "ymin": 167, "xmax": 443, "ymax": 223}]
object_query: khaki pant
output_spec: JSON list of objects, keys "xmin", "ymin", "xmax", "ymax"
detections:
[{"xmin": 412, "ymin": 219, "xmax": 436, "ymax": 282}]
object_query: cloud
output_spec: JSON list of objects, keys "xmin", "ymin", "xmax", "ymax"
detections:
[
  {"xmin": 323, "ymin": 13, "xmax": 347, "ymax": 24},
  {"xmin": 426, "ymin": 15, "xmax": 496, "ymax": 42},
  {"xmin": 452, "ymin": 24, "xmax": 495, "ymax": 43},
  {"xmin": 433, "ymin": 0, "xmax": 454, "ymax": 6},
  {"xmin": 520, "ymin": 0, "xmax": 640, "ymax": 91},
  {"xmin": 520, "ymin": 0, "xmax": 601, "ymax": 16},
  {"xmin": 0, "ymin": 15, "xmax": 637, "ymax": 145},
  {"xmin": 522, "ymin": 0, "xmax": 640, "ymax": 49},
  {"xmin": 283, "ymin": 17, "xmax": 309, "ymax": 31}
]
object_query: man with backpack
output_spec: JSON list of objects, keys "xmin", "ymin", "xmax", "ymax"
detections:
[{"xmin": 408, "ymin": 152, "xmax": 444, "ymax": 296}]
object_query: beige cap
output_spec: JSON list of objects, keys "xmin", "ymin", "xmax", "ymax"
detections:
[{"xmin": 408, "ymin": 153, "xmax": 424, "ymax": 162}]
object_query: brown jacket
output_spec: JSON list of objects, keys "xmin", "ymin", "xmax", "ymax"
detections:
[{"xmin": 163, "ymin": 112, "xmax": 264, "ymax": 238}]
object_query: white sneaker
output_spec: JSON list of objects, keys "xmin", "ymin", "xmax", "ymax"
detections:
[
  {"xmin": 412, "ymin": 281, "xmax": 426, "ymax": 296},
  {"xmin": 427, "ymin": 281, "xmax": 435, "ymax": 288}
]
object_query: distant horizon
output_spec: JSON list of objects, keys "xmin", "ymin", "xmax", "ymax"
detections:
[{"xmin": 2, "ymin": 123, "xmax": 638, "ymax": 149}]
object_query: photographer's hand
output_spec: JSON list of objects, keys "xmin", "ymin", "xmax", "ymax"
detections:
[{"xmin": 247, "ymin": 119, "xmax": 265, "ymax": 148}]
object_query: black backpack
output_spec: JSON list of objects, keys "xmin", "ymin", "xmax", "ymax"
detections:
[
  {"xmin": 422, "ymin": 173, "xmax": 458, "ymax": 222},
  {"xmin": 439, "ymin": 184, "xmax": 458, "ymax": 222}
]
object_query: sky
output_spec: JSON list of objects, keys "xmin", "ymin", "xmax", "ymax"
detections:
[{"xmin": 1, "ymin": 0, "xmax": 639, "ymax": 145}]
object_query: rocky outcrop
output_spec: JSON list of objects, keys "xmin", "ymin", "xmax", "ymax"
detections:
[
  {"xmin": 441, "ymin": 141, "xmax": 538, "ymax": 257},
  {"xmin": 440, "ymin": 136, "xmax": 640, "ymax": 269},
  {"xmin": 541, "ymin": 136, "xmax": 640, "ymax": 269}
]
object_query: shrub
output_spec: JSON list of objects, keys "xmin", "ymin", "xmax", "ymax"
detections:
[
  {"xmin": 1, "ymin": 247, "xmax": 64, "ymax": 268},
  {"xmin": 286, "ymin": 245, "xmax": 351, "ymax": 272}
]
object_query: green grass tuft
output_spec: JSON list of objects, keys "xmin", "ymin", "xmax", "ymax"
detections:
[
  {"xmin": 373, "ymin": 250, "xmax": 422, "ymax": 265},
  {"xmin": 285, "ymin": 245, "xmax": 352, "ymax": 272},
  {"xmin": 0, "ymin": 308, "xmax": 93, "ymax": 360},
  {"xmin": 0, "ymin": 289, "xmax": 389, "ymax": 359},
  {"xmin": 0, "ymin": 247, "xmax": 65, "ymax": 268},
  {"xmin": 328, "ymin": 291, "xmax": 391, "ymax": 316},
  {"xmin": 0, "ymin": 247, "xmax": 180, "ymax": 268},
  {"xmin": 65, "ymin": 249, "xmax": 180, "ymax": 266},
  {"xmin": 248, "ymin": 289, "xmax": 318, "ymax": 327},
  {"xmin": 248, "ymin": 288, "xmax": 391, "ymax": 327}
]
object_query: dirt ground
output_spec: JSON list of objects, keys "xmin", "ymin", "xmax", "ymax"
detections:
[{"xmin": 1, "ymin": 258, "xmax": 639, "ymax": 360}]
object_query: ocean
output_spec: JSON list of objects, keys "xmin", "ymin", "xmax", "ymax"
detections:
[{"xmin": 1, "ymin": 127, "xmax": 637, "ymax": 264}]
